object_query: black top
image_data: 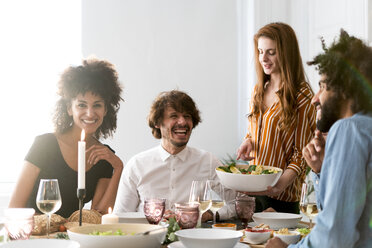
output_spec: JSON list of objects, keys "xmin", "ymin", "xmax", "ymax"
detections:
[{"xmin": 25, "ymin": 133, "xmax": 113, "ymax": 218}]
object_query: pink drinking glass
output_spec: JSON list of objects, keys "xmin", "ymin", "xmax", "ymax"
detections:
[
  {"xmin": 235, "ymin": 195, "xmax": 255, "ymax": 229},
  {"xmin": 143, "ymin": 198, "xmax": 166, "ymax": 225},
  {"xmin": 175, "ymin": 202, "xmax": 200, "ymax": 229}
]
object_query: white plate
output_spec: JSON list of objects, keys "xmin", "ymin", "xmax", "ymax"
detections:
[
  {"xmin": 168, "ymin": 241, "xmax": 250, "ymax": 248},
  {"xmin": 0, "ymin": 239, "xmax": 80, "ymax": 248},
  {"xmin": 117, "ymin": 212, "xmax": 147, "ymax": 224},
  {"xmin": 252, "ymin": 212, "xmax": 302, "ymax": 229}
]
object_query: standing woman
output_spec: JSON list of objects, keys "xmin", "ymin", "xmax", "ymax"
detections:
[
  {"xmin": 237, "ymin": 23, "xmax": 316, "ymax": 213},
  {"xmin": 9, "ymin": 58, "xmax": 124, "ymax": 217}
]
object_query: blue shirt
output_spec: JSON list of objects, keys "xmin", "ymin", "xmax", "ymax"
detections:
[{"xmin": 290, "ymin": 113, "xmax": 372, "ymax": 248}]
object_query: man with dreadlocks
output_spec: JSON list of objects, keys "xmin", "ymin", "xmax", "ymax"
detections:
[{"xmin": 266, "ymin": 30, "xmax": 372, "ymax": 248}]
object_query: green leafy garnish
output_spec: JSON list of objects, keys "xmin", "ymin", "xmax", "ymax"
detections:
[
  {"xmin": 89, "ymin": 229, "xmax": 132, "ymax": 236},
  {"xmin": 163, "ymin": 217, "xmax": 180, "ymax": 244},
  {"xmin": 56, "ymin": 232, "xmax": 69, "ymax": 239}
]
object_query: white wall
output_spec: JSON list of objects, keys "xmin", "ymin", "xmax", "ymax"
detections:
[
  {"xmin": 243, "ymin": 0, "xmax": 371, "ymax": 97},
  {"xmin": 82, "ymin": 0, "xmax": 240, "ymax": 162}
]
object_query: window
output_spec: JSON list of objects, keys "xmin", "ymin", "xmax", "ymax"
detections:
[{"xmin": 0, "ymin": 0, "xmax": 81, "ymax": 204}]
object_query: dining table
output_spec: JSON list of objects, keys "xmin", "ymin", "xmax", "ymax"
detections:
[{"xmin": 21, "ymin": 218, "xmax": 311, "ymax": 248}]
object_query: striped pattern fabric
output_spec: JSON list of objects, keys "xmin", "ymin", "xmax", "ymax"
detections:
[{"xmin": 246, "ymin": 82, "xmax": 316, "ymax": 202}]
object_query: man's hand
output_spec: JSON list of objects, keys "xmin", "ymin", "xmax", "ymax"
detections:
[
  {"xmin": 163, "ymin": 209, "xmax": 175, "ymax": 220},
  {"xmin": 201, "ymin": 210, "xmax": 213, "ymax": 222},
  {"xmin": 265, "ymin": 237, "xmax": 288, "ymax": 248},
  {"xmin": 240, "ymin": 185, "xmax": 282, "ymax": 197},
  {"xmin": 303, "ymin": 130, "xmax": 326, "ymax": 173},
  {"xmin": 237, "ymin": 138, "xmax": 255, "ymax": 161}
]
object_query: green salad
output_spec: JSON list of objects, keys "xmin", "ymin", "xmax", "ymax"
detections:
[
  {"xmin": 89, "ymin": 229, "xmax": 134, "ymax": 236},
  {"xmin": 217, "ymin": 164, "xmax": 279, "ymax": 175}
]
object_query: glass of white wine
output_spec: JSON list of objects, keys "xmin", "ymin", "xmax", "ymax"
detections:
[
  {"xmin": 189, "ymin": 180, "xmax": 212, "ymax": 227},
  {"xmin": 206, "ymin": 179, "xmax": 225, "ymax": 224},
  {"xmin": 300, "ymin": 181, "xmax": 318, "ymax": 229},
  {"xmin": 36, "ymin": 179, "xmax": 62, "ymax": 238}
]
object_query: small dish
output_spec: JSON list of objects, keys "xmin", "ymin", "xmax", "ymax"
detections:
[
  {"xmin": 243, "ymin": 228, "xmax": 272, "ymax": 244},
  {"xmin": 212, "ymin": 223, "xmax": 236, "ymax": 230},
  {"xmin": 274, "ymin": 230, "xmax": 301, "ymax": 244},
  {"xmin": 168, "ymin": 241, "xmax": 249, "ymax": 248}
]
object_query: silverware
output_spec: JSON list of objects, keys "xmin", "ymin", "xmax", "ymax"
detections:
[{"xmin": 135, "ymin": 226, "xmax": 166, "ymax": 236}]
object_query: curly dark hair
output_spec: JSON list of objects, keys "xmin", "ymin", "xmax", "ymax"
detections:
[
  {"xmin": 148, "ymin": 90, "xmax": 201, "ymax": 139},
  {"xmin": 308, "ymin": 29, "xmax": 372, "ymax": 113},
  {"xmin": 53, "ymin": 57, "xmax": 123, "ymax": 139}
]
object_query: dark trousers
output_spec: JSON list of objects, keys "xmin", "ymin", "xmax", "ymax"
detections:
[{"xmin": 254, "ymin": 195, "xmax": 300, "ymax": 214}]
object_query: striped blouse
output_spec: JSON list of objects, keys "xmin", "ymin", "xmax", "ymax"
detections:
[{"xmin": 246, "ymin": 82, "xmax": 316, "ymax": 202}]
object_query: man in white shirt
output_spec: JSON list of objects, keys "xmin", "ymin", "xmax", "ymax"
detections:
[{"xmin": 114, "ymin": 90, "xmax": 235, "ymax": 220}]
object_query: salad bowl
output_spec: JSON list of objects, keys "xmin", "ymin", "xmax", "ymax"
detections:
[
  {"xmin": 67, "ymin": 223, "xmax": 166, "ymax": 248},
  {"xmin": 216, "ymin": 165, "xmax": 282, "ymax": 192}
]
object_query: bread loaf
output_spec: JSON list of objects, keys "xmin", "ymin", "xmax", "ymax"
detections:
[{"xmin": 32, "ymin": 214, "xmax": 66, "ymax": 235}]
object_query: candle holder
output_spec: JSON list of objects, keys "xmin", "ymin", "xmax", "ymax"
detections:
[{"xmin": 77, "ymin": 188, "xmax": 86, "ymax": 226}]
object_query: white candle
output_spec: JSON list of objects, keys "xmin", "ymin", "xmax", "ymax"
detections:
[
  {"xmin": 101, "ymin": 207, "xmax": 119, "ymax": 224},
  {"xmin": 78, "ymin": 130, "xmax": 86, "ymax": 189}
]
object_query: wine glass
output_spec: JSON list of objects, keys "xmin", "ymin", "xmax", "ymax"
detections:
[
  {"xmin": 189, "ymin": 180, "xmax": 212, "ymax": 227},
  {"xmin": 143, "ymin": 198, "xmax": 166, "ymax": 225},
  {"xmin": 300, "ymin": 181, "xmax": 318, "ymax": 228},
  {"xmin": 36, "ymin": 179, "xmax": 62, "ymax": 238},
  {"xmin": 206, "ymin": 180, "xmax": 225, "ymax": 224},
  {"xmin": 235, "ymin": 194, "xmax": 255, "ymax": 229}
]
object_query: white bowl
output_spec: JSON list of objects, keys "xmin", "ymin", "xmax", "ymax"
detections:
[
  {"xmin": 67, "ymin": 223, "xmax": 167, "ymax": 248},
  {"xmin": 175, "ymin": 228, "xmax": 243, "ymax": 248},
  {"xmin": 243, "ymin": 228, "xmax": 272, "ymax": 244},
  {"xmin": 252, "ymin": 212, "xmax": 302, "ymax": 229},
  {"xmin": 117, "ymin": 212, "xmax": 147, "ymax": 224},
  {"xmin": 216, "ymin": 165, "xmax": 282, "ymax": 192},
  {"xmin": 0, "ymin": 239, "xmax": 80, "ymax": 248},
  {"xmin": 274, "ymin": 230, "xmax": 301, "ymax": 244}
]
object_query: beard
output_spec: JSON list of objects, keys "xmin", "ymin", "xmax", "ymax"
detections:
[{"xmin": 316, "ymin": 94, "xmax": 343, "ymax": 133}]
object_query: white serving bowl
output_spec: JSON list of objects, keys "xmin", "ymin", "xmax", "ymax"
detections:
[
  {"xmin": 67, "ymin": 223, "xmax": 167, "ymax": 248},
  {"xmin": 274, "ymin": 230, "xmax": 301, "ymax": 244},
  {"xmin": 252, "ymin": 212, "xmax": 302, "ymax": 229},
  {"xmin": 0, "ymin": 239, "xmax": 80, "ymax": 248},
  {"xmin": 216, "ymin": 165, "xmax": 282, "ymax": 192},
  {"xmin": 243, "ymin": 228, "xmax": 272, "ymax": 244},
  {"xmin": 117, "ymin": 212, "xmax": 147, "ymax": 224},
  {"xmin": 175, "ymin": 228, "xmax": 243, "ymax": 248}
]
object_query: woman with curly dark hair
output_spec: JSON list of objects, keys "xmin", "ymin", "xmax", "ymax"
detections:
[{"xmin": 9, "ymin": 57, "xmax": 124, "ymax": 217}]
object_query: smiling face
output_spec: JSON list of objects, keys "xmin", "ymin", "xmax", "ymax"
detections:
[
  {"xmin": 258, "ymin": 37, "xmax": 280, "ymax": 76},
  {"xmin": 68, "ymin": 91, "xmax": 107, "ymax": 135},
  {"xmin": 157, "ymin": 106, "xmax": 193, "ymax": 154},
  {"xmin": 311, "ymin": 74, "xmax": 344, "ymax": 133}
]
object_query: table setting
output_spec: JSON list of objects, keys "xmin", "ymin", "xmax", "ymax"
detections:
[{"xmin": 0, "ymin": 159, "xmax": 315, "ymax": 248}]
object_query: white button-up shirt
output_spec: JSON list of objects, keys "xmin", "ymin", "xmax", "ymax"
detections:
[{"xmin": 114, "ymin": 145, "xmax": 235, "ymax": 219}]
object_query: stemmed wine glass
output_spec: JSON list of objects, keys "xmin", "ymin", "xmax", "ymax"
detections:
[
  {"xmin": 206, "ymin": 180, "xmax": 225, "ymax": 224},
  {"xmin": 143, "ymin": 198, "xmax": 166, "ymax": 225},
  {"xmin": 300, "ymin": 181, "xmax": 318, "ymax": 228},
  {"xmin": 189, "ymin": 180, "xmax": 212, "ymax": 227},
  {"xmin": 36, "ymin": 179, "xmax": 62, "ymax": 238}
]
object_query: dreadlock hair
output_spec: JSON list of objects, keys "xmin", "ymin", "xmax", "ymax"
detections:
[{"xmin": 308, "ymin": 29, "xmax": 372, "ymax": 114}]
